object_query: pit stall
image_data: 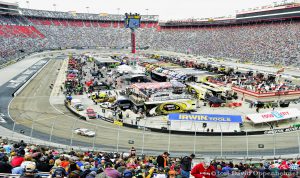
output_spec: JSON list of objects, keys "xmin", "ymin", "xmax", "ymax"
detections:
[{"xmin": 128, "ymin": 81, "xmax": 194, "ymax": 115}]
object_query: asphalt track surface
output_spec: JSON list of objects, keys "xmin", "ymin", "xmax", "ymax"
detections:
[{"xmin": 8, "ymin": 59, "xmax": 300, "ymax": 157}]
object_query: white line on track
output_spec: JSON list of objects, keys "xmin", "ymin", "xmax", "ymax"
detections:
[{"xmin": 7, "ymin": 96, "xmax": 16, "ymax": 122}]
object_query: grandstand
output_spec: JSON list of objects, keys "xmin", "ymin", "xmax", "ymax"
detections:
[
  {"xmin": 1, "ymin": 1, "xmax": 300, "ymax": 177},
  {"xmin": 1, "ymin": 1, "xmax": 300, "ymax": 67}
]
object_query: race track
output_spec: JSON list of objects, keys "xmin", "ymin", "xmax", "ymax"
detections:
[{"xmin": 9, "ymin": 59, "xmax": 300, "ymax": 156}]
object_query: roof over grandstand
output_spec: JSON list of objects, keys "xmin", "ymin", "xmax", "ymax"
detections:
[{"xmin": 14, "ymin": 0, "xmax": 294, "ymax": 21}]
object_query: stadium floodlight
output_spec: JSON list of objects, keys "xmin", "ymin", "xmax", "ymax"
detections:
[
  {"xmin": 145, "ymin": 8, "xmax": 149, "ymax": 15},
  {"xmin": 53, "ymin": 4, "xmax": 56, "ymax": 11},
  {"xmin": 26, "ymin": 0, "xmax": 29, "ymax": 8}
]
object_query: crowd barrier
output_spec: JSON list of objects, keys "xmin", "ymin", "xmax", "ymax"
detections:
[{"xmin": 0, "ymin": 172, "xmax": 50, "ymax": 178}]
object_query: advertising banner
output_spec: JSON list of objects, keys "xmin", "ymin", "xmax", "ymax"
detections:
[
  {"xmin": 168, "ymin": 113, "xmax": 242, "ymax": 123},
  {"xmin": 246, "ymin": 108, "xmax": 300, "ymax": 124}
]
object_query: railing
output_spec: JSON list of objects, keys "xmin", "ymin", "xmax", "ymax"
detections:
[
  {"xmin": 232, "ymin": 86, "xmax": 300, "ymax": 98},
  {"xmin": 0, "ymin": 172, "xmax": 50, "ymax": 178}
]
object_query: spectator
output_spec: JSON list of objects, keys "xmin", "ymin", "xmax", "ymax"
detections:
[
  {"xmin": 191, "ymin": 158, "xmax": 216, "ymax": 178},
  {"xmin": 157, "ymin": 152, "xmax": 169, "ymax": 168},
  {"xmin": 180, "ymin": 153, "xmax": 195, "ymax": 178},
  {"xmin": 36, "ymin": 156, "xmax": 52, "ymax": 172},
  {"xmin": 0, "ymin": 155, "xmax": 12, "ymax": 173},
  {"xmin": 11, "ymin": 149, "xmax": 25, "ymax": 167},
  {"xmin": 20, "ymin": 162, "xmax": 40, "ymax": 178},
  {"xmin": 102, "ymin": 162, "xmax": 121, "ymax": 178}
]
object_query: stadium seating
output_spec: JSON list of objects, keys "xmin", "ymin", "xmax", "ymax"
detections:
[{"xmin": 1, "ymin": 8, "xmax": 300, "ymax": 68}]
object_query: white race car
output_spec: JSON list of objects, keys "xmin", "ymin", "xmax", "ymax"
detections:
[
  {"xmin": 74, "ymin": 128, "xmax": 96, "ymax": 137},
  {"xmin": 99, "ymin": 102, "xmax": 113, "ymax": 109},
  {"xmin": 0, "ymin": 113, "xmax": 6, "ymax": 123}
]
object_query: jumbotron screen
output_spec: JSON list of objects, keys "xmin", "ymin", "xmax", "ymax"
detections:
[{"xmin": 125, "ymin": 14, "xmax": 141, "ymax": 28}]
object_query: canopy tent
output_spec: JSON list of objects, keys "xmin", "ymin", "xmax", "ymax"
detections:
[
  {"xmin": 246, "ymin": 108, "xmax": 300, "ymax": 124},
  {"xmin": 116, "ymin": 65, "xmax": 132, "ymax": 73},
  {"xmin": 170, "ymin": 80, "xmax": 186, "ymax": 88},
  {"xmin": 131, "ymin": 82, "xmax": 173, "ymax": 90}
]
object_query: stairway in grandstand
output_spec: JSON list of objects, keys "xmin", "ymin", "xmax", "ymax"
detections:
[{"xmin": 0, "ymin": 15, "xmax": 45, "ymax": 38}]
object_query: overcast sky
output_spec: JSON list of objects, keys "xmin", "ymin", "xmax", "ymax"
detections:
[{"xmin": 5, "ymin": 0, "xmax": 297, "ymax": 20}]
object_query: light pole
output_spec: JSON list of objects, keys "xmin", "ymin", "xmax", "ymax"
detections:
[
  {"xmin": 219, "ymin": 122, "xmax": 223, "ymax": 158},
  {"xmin": 53, "ymin": 4, "xmax": 56, "ymax": 11},
  {"xmin": 193, "ymin": 121, "xmax": 197, "ymax": 154},
  {"xmin": 145, "ymin": 9, "xmax": 149, "ymax": 15},
  {"xmin": 296, "ymin": 129, "xmax": 300, "ymax": 155},
  {"xmin": 12, "ymin": 121, "xmax": 16, "ymax": 140},
  {"xmin": 266, "ymin": 122, "xmax": 276, "ymax": 157},
  {"xmin": 92, "ymin": 125, "xmax": 97, "ymax": 151},
  {"xmin": 167, "ymin": 121, "xmax": 171, "ymax": 153},
  {"xmin": 117, "ymin": 8, "xmax": 120, "ymax": 15},
  {"xmin": 70, "ymin": 119, "xmax": 78, "ymax": 147},
  {"xmin": 116, "ymin": 124, "xmax": 120, "ymax": 153},
  {"xmin": 273, "ymin": 129, "xmax": 276, "ymax": 157},
  {"xmin": 26, "ymin": 0, "xmax": 30, "ymax": 8},
  {"xmin": 246, "ymin": 131, "xmax": 249, "ymax": 158},
  {"xmin": 49, "ymin": 118, "xmax": 56, "ymax": 142},
  {"xmin": 30, "ymin": 119, "xmax": 35, "ymax": 143},
  {"xmin": 86, "ymin": 6, "xmax": 90, "ymax": 14}
]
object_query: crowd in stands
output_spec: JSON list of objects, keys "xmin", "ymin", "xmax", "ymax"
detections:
[
  {"xmin": 1, "ymin": 8, "xmax": 300, "ymax": 68},
  {"xmin": 153, "ymin": 22, "xmax": 300, "ymax": 67},
  {"xmin": 1, "ymin": 140, "xmax": 300, "ymax": 178}
]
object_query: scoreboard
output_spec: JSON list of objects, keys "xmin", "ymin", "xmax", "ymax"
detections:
[{"xmin": 125, "ymin": 13, "xmax": 141, "ymax": 29}]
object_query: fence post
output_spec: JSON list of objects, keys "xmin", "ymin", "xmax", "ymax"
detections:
[
  {"xmin": 193, "ymin": 121, "xmax": 197, "ymax": 154},
  {"xmin": 70, "ymin": 119, "xmax": 77, "ymax": 147},
  {"xmin": 297, "ymin": 130, "xmax": 300, "ymax": 155},
  {"xmin": 246, "ymin": 131, "xmax": 249, "ymax": 158},
  {"xmin": 49, "ymin": 118, "xmax": 56, "ymax": 142},
  {"xmin": 219, "ymin": 123, "xmax": 223, "ymax": 158},
  {"xmin": 141, "ymin": 116, "xmax": 148, "ymax": 155},
  {"xmin": 273, "ymin": 129, "xmax": 276, "ymax": 157},
  {"xmin": 30, "ymin": 119, "xmax": 35, "ymax": 143},
  {"xmin": 92, "ymin": 125, "xmax": 97, "ymax": 151},
  {"xmin": 116, "ymin": 125, "xmax": 120, "ymax": 153},
  {"xmin": 167, "ymin": 121, "xmax": 171, "ymax": 153},
  {"xmin": 12, "ymin": 122, "xmax": 16, "ymax": 139}
]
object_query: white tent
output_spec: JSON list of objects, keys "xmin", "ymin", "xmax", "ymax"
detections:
[
  {"xmin": 116, "ymin": 65, "xmax": 132, "ymax": 73},
  {"xmin": 246, "ymin": 108, "xmax": 300, "ymax": 124}
]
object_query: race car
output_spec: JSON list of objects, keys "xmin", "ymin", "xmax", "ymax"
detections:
[
  {"xmin": 0, "ymin": 113, "xmax": 6, "ymax": 123},
  {"xmin": 99, "ymin": 102, "xmax": 116, "ymax": 109},
  {"xmin": 74, "ymin": 128, "xmax": 96, "ymax": 137},
  {"xmin": 86, "ymin": 108, "xmax": 96, "ymax": 119}
]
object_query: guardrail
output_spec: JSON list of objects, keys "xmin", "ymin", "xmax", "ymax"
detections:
[{"xmin": 0, "ymin": 172, "xmax": 50, "ymax": 178}]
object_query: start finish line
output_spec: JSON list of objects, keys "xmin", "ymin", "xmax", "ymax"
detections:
[{"xmin": 168, "ymin": 113, "xmax": 242, "ymax": 123}]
